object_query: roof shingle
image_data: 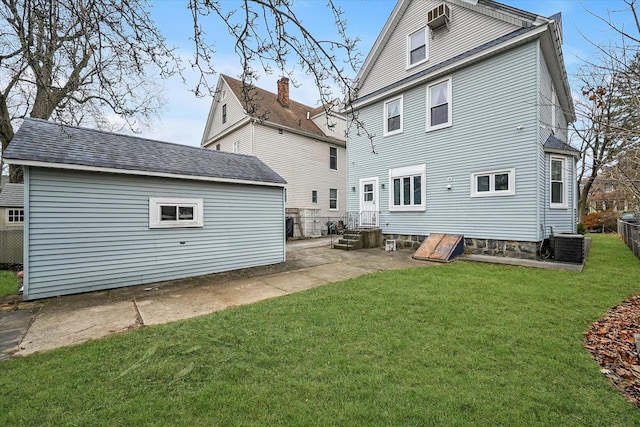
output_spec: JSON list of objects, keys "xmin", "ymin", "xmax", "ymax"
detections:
[
  {"xmin": 0, "ymin": 183, "xmax": 23, "ymax": 207},
  {"xmin": 4, "ymin": 118, "xmax": 286, "ymax": 186}
]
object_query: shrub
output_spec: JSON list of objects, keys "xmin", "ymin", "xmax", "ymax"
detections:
[{"xmin": 583, "ymin": 210, "xmax": 618, "ymax": 233}]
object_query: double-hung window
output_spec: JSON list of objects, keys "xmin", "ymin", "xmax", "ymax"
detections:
[
  {"xmin": 312, "ymin": 190, "xmax": 318, "ymax": 204},
  {"xmin": 471, "ymin": 168, "xmax": 516, "ymax": 197},
  {"xmin": 384, "ymin": 96, "xmax": 403, "ymax": 136},
  {"xmin": 329, "ymin": 146, "xmax": 337, "ymax": 170},
  {"xmin": 329, "ymin": 189, "xmax": 338, "ymax": 210},
  {"xmin": 149, "ymin": 197, "xmax": 204, "ymax": 228},
  {"xmin": 550, "ymin": 157, "xmax": 567, "ymax": 208},
  {"xmin": 7, "ymin": 209, "xmax": 24, "ymax": 223},
  {"xmin": 389, "ymin": 164, "xmax": 426, "ymax": 212},
  {"xmin": 427, "ymin": 77, "xmax": 452, "ymax": 131},
  {"xmin": 408, "ymin": 27, "xmax": 427, "ymax": 67}
]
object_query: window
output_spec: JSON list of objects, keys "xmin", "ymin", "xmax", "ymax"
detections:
[
  {"xmin": 389, "ymin": 164, "xmax": 426, "ymax": 211},
  {"xmin": 471, "ymin": 168, "xmax": 516, "ymax": 197},
  {"xmin": 550, "ymin": 157, "xmax": 567, "ymax": 208},
  {"xmin": 312, "ymin": 190, "xmax": 318, "ymax": 204},
  {"xmin": 329, "ymin": 188, "xmax": 338, "ymax": 210},
  {"xmin": 408, "ymin": 27, "xmax": 427, "ymax": 67},
  {"xmin": 363, "ymin": 184, "xmax": 374, "ymax": 202},
  {"xmin": 384, "ymin": 96, "xmax": 403, "ymax": 136},
  {"xmin": 7, "ymin": 209, "xmax": 24, "ymax": 223},
  {"xmin": 329, "ymin": 146, "xmax": 337, "ymax": 170},
  {"xmin": 149, "ymin": 197, "xmax": 204, "ymax": 228},
  {"xmin": 427, "ymin": 77, "xmax": 452, "ymax": 131},
  {"xmin": 233, "ymin": 141, "xmax": 240, "ymax": 153},
  {"xmin": 215, "ymin": 144, "xmax": 221, "ymax": 151},
  {"xmin": 222, "ymin": 104, "xmax": 227, "ymax": 124}
]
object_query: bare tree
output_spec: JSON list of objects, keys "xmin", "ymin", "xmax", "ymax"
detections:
[
  {"xmin": 1, "ymin": 0, "xmax": 373, "ymax": 181},
  {"xmin": 0, "ymin": 0, "xmax": 183, "ymax": 181},
  {"xmin": 572, "ymin": 0, "xmax": 640, "ymax": 218},
  {"xmin": 187, "ymin": 0, "xmax": 373, "ymax": 150}
]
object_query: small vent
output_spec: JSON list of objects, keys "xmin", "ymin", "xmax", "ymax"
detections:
[{"xmin": 427, "ymin": 4, "xmax": 451, "ymax": 30}]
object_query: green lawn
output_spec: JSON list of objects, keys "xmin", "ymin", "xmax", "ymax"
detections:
[
  {"xmin": 1, "ymin": 234, "xmax": 639, "ymax": 426},
  {"xmin": 0, "ymin": 270, "xmax": 20, "ymax": 297}
]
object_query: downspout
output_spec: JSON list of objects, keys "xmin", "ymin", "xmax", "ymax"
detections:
[
  {"xmin": 22, "ymin": 166, "xmax": 29, "ymax": 301},
  {"xmin": 535, "ymin": 38, "xmax": 545, "ymax": 242}
]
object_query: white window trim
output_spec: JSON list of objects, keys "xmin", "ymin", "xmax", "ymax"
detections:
[
  {"xmin": 389, "ymin": 164, "xmax": 427, "ymax": 212},
  {"xmin": 550, "ymin": 156, "xmax": 568, "ymax": 209},
  {"xmin": 149, "ymin": 197, "xmax": 204, "ymax": 229},
  {"xmin": 7, "ymin": 208, "xmax": 24, "ymax": 223},
  {"xmin": 407, "ymin": 27, "xmax": 428, "ymax": 69},
  {"xmin": 426, "ymin": 76, "xmax": 452, "ymax": 132},
  {"xmin": 329, "ymin": 146, "xmax": 338, "ymax": 170},
  {"xmin": 470, "ymin": 168, "xmax": 516, "ymax": 197},
  {"xmin": 329, "ymin": 188, "xmax": 339, "ymax": 211},
  {"xmin": 383, "ymin": 95, "xmax": 403, "ymax": 136},
  {"xmin": 233, "ymin": 141, "xmax": 240, "ymax": 153}
]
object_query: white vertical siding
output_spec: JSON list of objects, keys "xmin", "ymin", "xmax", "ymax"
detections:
[
  {"xmin": 359, "ymin": 0, "xmax": 520, "ymax": 97},
  {"xmin": 24, "ymin": 168, "xmax": 285, "ymax": 300},
  {"xmin": 349, "ymin": 42, "xmax": 541, "ymax": 241}
]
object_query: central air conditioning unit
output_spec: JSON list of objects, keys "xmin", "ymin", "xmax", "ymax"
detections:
[
  {"xmin": 553, "ymin": 234, "xmax": 585, "ymax": 264},
  {"xmin": 427, "ymin": 4, "xmax": 451, "ymax": 30}
]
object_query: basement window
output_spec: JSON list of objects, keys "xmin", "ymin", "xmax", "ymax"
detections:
[{"xmin": 149, "ymin": 197, "xmax": 204, "ymax": 228}]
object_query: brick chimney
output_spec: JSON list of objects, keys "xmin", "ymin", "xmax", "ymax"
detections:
[{"xmin": 277, "ymin": 77, "xmax": 290, "ymax": 108}]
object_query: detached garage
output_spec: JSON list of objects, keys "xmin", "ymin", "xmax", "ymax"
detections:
[{"xmin": 4, "ymin": 118, "xmax": 287, "ymax": 300}]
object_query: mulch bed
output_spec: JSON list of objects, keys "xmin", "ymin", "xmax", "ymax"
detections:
[{"xmin": 585, "ymin": 295, "xmax": 640, "ymax": 407}]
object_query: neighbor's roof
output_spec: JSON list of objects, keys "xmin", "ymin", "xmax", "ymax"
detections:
[
  {"xmin": 0, "ymin": 183, "xmax": 23, "ymax": 207},
  {"xmin": 3, "ymin": 118, "xmax": 286, "ymax": 187},
  {"xmin": 221, "ymin": 74, "xmax": 344, "ymax": 143}
]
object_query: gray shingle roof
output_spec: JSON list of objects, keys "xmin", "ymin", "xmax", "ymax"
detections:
[
  {"xmin": 4, "ymin": 118, "xmax": 286, "ymax": 186},
  {"xmin": 544, "ymin": 134, "xmax": 580, "ymax": 157},
  {"xmin": 0, "ymin": 183, "xmax": 24, "ymax": 207}
]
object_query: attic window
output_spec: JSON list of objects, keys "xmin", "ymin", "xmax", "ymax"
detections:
[{"xmin": 408, "ymin": 27, "xmax": 428, "ymax": 67}]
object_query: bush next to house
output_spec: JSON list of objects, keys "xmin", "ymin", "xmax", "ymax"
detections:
[{"xmin": 584, "ymin": 210, "xmax": 618, "ymax": 233}]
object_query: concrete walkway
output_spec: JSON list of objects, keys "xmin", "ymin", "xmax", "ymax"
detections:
[{"xmin": 1, "ymin": 238, "xmax": 429, "ymax": 359}]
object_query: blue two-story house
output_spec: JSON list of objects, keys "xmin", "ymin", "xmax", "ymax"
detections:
[{"xmin": 346, "ymin": 0, "xmax": 578, "ymax": 259}]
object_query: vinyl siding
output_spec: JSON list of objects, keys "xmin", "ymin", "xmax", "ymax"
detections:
[
  {"xmin": 348, "ymin": 42, "xmax": 541, "ymax": 241},
  {"xmin": 359, "ymin": 0, "xmax": 520, "ymax": 97},
  {"xmin": 202, "ymin": 79, "xmax": 248, "ymax": 143},
  {"xmin": 538, "ymin": 48, "xmax": 576, "ymax": 237},
  {"xmin": 253, "ymin": 125, "xmax": 346, "ymax": 217},
  {"xmin": 23, "ymin": 168, "xmax": 284, "ymax": 300}
]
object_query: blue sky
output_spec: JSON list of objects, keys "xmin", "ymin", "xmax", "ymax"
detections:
[{"xmin": 141, "ymin": 0, "xmax": 638, "ymax": 146}]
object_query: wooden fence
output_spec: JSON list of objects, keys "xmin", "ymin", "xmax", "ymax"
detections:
[
  {"xmin": 0, "ymin": 229, "xmax": 23, "ymax": 264},
  {"xmin": 618, "ymin": 220, "xmax": 640, "ymax": 259}
]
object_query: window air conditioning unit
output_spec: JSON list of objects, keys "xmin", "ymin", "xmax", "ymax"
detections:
[{"xmin": 427, "ymin": 4, "xmax": 451, "ymax": 30}]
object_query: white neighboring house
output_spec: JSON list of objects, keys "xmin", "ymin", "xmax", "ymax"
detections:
[
  {"xmin": 201, "ymin": 75, "xmax": 347, "ymax": 237},
  {"xmin": 0, "ymin": 183, "xmax": 24, "ymax": 230}
]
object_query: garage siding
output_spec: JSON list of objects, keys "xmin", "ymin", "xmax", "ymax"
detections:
[{"xmin": 24, "ymin": 167, "xmax": 285, "ymax": 300}]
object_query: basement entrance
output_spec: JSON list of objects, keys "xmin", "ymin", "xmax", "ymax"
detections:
[{"xmin": 413, "ymin": 233, "xmax": 464, "ymax": 262}]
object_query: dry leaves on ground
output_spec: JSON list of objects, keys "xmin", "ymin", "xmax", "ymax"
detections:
[{"xmin": 585, "ymin": 295, "xmax": 640, "ymax": 406}]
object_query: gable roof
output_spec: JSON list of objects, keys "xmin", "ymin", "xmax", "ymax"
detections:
[
  {"xmin": 354, "ymin": 0, "xmax": 574, "ymax": 122},
  {"xmin": 3, "ymin": 118, "xmax": 286, "ymax": 187},
  {"xmin": 220, "ymin": 74, "xmax": 344, "ymax": 143},
  {"xmin": 0, "ymin": 183, "xmax": 23, "ymax": 207}
]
